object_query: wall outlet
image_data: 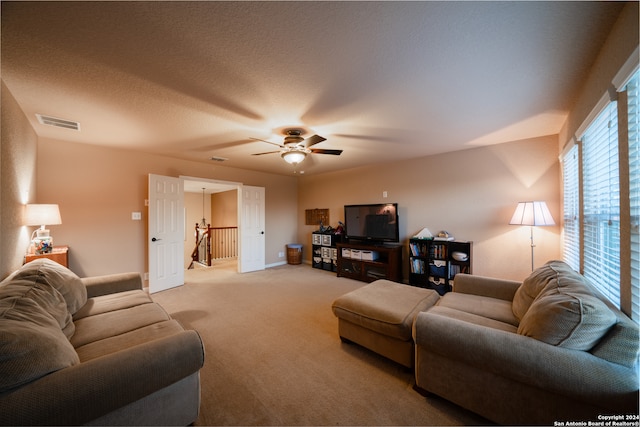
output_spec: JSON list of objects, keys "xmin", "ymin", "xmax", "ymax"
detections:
[
  {"xmin": 278, "ymin": 251, "xmax": 284, "ymax": 258},
  {"xmin": 383, "ymin": 191, "xmax": 388, "ymax": 198}
]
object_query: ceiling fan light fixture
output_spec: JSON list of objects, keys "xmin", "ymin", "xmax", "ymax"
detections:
[{"xmin": 281, "ymin": 150, "xmax": 306, "ymax": 165}]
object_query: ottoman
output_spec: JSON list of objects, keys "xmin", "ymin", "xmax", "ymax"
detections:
[{"xmin": 331, "ymin": 279, "xmax": 440, "ymax": 368}]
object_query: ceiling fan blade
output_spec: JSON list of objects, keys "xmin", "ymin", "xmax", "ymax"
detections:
[
  {"xmin": 304, "ymin": 134, "xmax": 327, "ymax": 148},
  {"xmin": 251, "ymin": 151, "xmax": 280, "ymax": 156},
  {"xmin": 249, "ymin": 137, "xmax": 285, "ymax": 148},
  {"xmin": 310, "ymin": 148, "xmax": 342, "ymax": 155}
]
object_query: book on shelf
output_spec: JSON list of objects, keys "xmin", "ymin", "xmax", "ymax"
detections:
[
  {"xmin": 449, "ymin": 264, "xmax": 470, "ymax": 277},
  {"xmin": 410, "ymin": 258, "xmax": 426, "ymax": 274},
  {"xmin": 449, "ymin": 264, "xmax": 461, "ymax": 277},
  {"xmin": 409, "ymin": 242, "xmax": 418, "ymax": 256},
  {"xmin": 409, "ymin": 241, "xmax": 428, "ymax": 257},
  {"xmin": 429, "ymin": 244, "xmax": 447, "ymax": 259}
]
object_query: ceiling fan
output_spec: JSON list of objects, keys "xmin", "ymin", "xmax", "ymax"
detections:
[{"xmin": 250, "ymin": 129, "xmax": 342, "ymax": 165}]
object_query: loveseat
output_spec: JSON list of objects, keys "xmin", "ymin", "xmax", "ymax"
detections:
[
  {"xmin": 0, "ymin": 258, "xmax": 205, "ymax": 426},
  {"xmin": 413, "ymin": 260, "xmax": 639, "ymax": 425}
]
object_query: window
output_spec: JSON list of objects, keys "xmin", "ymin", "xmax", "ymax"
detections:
[
  {"xmin": 562, "ymin": 66, "xmax": 640, "ymax": 322},
  {"xmin": 582, "ymin": 101, "xmax": 621, "ymax": 306},
  {"xmin": 627, "ymin": 70, "xmax": 639, "ymax": 321},
  {"xmin": 562, "ymin": 144, "xmax": 580, "ymax": 271}
]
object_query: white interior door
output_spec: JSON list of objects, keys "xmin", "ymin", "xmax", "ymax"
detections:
[
  {"xmin": 148, "ymin": 174, "xmax": 184, "ymax": 293},
  {"xmin": 239, "ymin": 185, "xmax": 265, "ymax": 273}
]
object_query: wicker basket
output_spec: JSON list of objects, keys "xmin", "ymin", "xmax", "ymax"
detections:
[{"xmin": 286, "ymin": 244, "xmax": 302, "ymax": 265}]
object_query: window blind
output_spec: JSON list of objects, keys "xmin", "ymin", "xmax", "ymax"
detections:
[
  {"xmin": 562, "ymin": 144, "xmax": 580, "ymax": 271},
  {"xmin": 582, "ymin": 101, "xmax": 620, "ymax": 306},
  {"xmin": 626, "ymin": 70, "xmax": 639, "ymax": 321}
]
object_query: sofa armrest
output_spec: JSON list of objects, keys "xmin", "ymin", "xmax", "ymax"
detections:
[
  {"xmin": 453, "ymin": 273, "xmax": 521, "ymax": 301},
  {"xmin": 0, "ymin": 330, "xmax": 205, "ymax": 426},
  {"xmin": 413, "ymin": 311, "xmax": 639, "ymax": 409},
  {"xmin": 81, "ymin": 272, "xmax": 143, "ymax": 298}
]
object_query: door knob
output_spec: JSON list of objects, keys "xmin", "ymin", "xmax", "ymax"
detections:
[
  {"xmin": 151, "ymin": 237, "xmax": 162, "ymax": 242},
  {"xmin": 261, "ymin": 231, "xmax": 265, "ymax": 235}
]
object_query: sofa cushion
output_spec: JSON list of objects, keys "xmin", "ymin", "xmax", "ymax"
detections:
[
  {"xmin": 517, "ymin": 261, "xmax": 617, "ymax": 350},
  {"xmin": 437, "ymin": 292, "xmax": 519, "ymax": 327},
  {"xmin": 0, "ymin": 289, "xmax": 80, "ymax": 393},
  {"xmin": 17, "ymin": 259, "xmax": 87, "ymax": 315},
  {"xmin": 75, "ymin": 319, "xmax": 186, "ymax": 362},
  {"xmin": 425, "ymin": 305, "xmax": 518, "ymax": 333},
  {"xmin": 71, "ymin": 302, "xmax": 171, "ymax": 348},
  {"xmin": 73, "ymin": 289, "xmax": 153, "ymax": 320}
]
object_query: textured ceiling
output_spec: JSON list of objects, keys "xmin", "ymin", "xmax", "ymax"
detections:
[{"xmin": 1, "ymin": 1, "xmax": 626, "ymax": 176}]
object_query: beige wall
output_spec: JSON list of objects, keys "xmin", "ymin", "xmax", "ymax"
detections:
[
  {"xmin": 298, "ymin": 135, "xmax": 561, "ymax": 281},
  {"xmin": 35, "ymin": 138, "xmax": 297, "ymax": 278},
  {"xmin": 211, "ymin": 190, "xmax": 237, "ymax": 227},
  {"xmin": 0, "ymin": 83, "xmax": 38, "ymax": 278}
]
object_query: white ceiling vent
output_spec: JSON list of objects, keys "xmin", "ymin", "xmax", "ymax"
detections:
[
  {"xmin": 210, "ymin": 156, "xmax": 228, "ymax": 162},
  {"xmin": 36, "ymin": 114, "xmax": 80, "ymax": 131}
]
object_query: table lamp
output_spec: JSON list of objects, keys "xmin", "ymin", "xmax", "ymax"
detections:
[
  {"xmin": 509, "ymin": 201, "xmax": 555, "ymax": 271},
  {"xmin": 25, "ymin": 204, "xmax": 62, "ymax": 254}
]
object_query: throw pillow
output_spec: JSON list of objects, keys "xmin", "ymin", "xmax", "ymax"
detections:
[
  {"xmin": 18, "ymin": 259, "xmax": 87, "ymax": 315},
  {"xmin": 517, "ymin": 261, "xmax": 617, "ymax": 350},
  {"xmin": 0, "ymin": 275, "xmax": 74, "ymax": 338},
  {"xmin": 0, "ymin": 293, "xmax": 80, "ymax": 393},
  {"xmin": 512, "ymin": 260, "xmax": 560, "ymax": 320}
]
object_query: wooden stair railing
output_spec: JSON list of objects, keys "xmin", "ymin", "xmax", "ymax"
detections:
[{"xmin": 188, "ymin": 223, "xmax": 212, "ymax": 269}]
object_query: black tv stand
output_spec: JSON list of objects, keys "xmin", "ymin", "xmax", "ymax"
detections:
[
  {"xmin": 336, "ymin": 242, "xmax": 402, "ymax": 283},
  {"xmin": 344, "ymin": 238, "xmax": 398, "ymax": 247}
]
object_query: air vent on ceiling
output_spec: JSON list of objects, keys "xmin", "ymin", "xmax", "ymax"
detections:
[
  {"xmin": 36, "ymin": 114, "xmax": 80, "ymax": 131},
  {"xmin": 210, "ymin": 156, "xmax": 228, "ymax": 162}
]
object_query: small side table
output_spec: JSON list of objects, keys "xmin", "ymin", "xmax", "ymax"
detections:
[{"xmin": 25, "ymin": 245, "xmax": 69, "ymax": 268}]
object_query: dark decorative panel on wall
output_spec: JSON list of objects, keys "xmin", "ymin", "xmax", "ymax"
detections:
[{"xmin": 305, "ymin": 209, "xmax": 329, "ymax": 226}]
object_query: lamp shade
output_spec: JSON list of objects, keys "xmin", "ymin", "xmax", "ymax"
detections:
[
  {"xmin": 509, "ymin": 201, "xmax": 555, "ymax": 226},
  {"xmin": 24, "ymin": 204, "xmax": 62, "ymax": 227},
  {"xmin": 281, "ymin": 150, "xmax": 306, "ymax": 165}
]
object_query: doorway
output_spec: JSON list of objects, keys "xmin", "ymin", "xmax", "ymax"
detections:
[
  {"xmin": 148, "ymin": 175, "xmax": 265, "ymax": 291},
  {"xmin": 183, "ymin": 177, "xmax": 240, "ymax": 271}
]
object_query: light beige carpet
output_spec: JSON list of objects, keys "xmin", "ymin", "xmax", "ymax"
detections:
[{"xmin": 152, "ymin": 261, "xmax": 490, "ymax": 426}]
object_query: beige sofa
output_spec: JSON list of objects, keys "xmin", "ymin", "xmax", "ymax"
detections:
[
  {"xmin": 413, "ymin": 260, "xmax": 639, "ymax": 425},
  {"xmin": 0, "ymin": 259, "xmax": 205, "ymax": 426}
]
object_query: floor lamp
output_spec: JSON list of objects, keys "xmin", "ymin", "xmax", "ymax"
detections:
[{"xmin": 509, "ymin": 201, "xmax": 555, "ymax": 271}]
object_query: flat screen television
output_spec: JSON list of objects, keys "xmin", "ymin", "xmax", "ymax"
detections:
[{"xmin": 344, "ymin": 203, "xmax": 399, "ymax": 243}]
